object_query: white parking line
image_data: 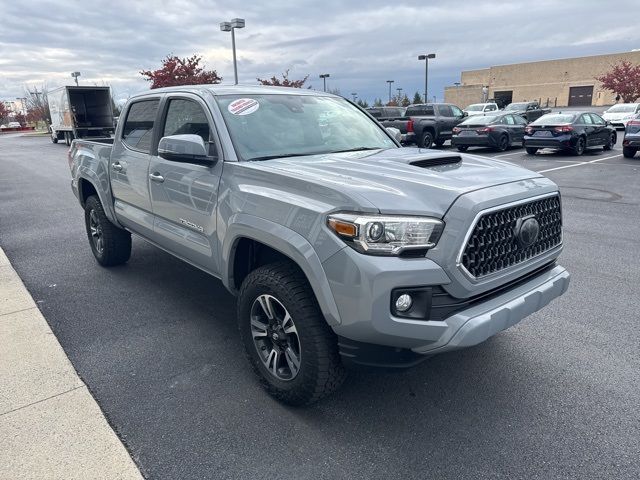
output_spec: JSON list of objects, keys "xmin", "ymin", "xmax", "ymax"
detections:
[
  {"xmin": 492, "ymin": 151, "xmax": 525, "ymax": 158},
  {"xmin": 537, "ymin": 154, "xmax": 622, "ymax": 173}
]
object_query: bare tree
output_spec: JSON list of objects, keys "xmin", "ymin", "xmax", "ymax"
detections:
[{"xmin": 23, "ymin": 84, "xmax": 50, "ymax": 125}]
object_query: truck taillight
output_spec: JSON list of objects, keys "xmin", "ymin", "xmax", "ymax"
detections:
[
  {"xmin": 476, "ymin": 127, "xmax": 493, "ymax": 133},
  {"xmin": 554, "ymin": 125, "xmax": 573, "ymax": 133},
  {"xmin": 407, "ymin": 119, "xmax": 414, "ymax": 133},
  {"xmin": 452, "ymin": 127, "xmax": 460, "ymax": 134}
]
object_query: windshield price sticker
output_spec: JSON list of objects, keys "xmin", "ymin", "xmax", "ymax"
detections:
[{"xmin": 228, "ymin": 98, "xmax": 260, "ymax": 115}]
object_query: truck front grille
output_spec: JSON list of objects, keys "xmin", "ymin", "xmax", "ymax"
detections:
[{"xmin": 460, "ymin": 195, "xmax": 562, "ymax": 278}]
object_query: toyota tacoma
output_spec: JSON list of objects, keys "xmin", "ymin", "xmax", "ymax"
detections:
[{"xmin": 68, "ymin": 85, "xmax": 570, "ymax": 405}]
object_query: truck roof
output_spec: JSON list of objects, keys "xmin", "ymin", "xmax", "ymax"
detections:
[{"xmin": 129, "ymin": 84, "xmax": 335, "ymax": 100}]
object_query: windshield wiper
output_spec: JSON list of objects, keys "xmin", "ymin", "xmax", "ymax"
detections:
[
  {"xmin": 248, "ymin": 152, "xmax": 324, "ymax": 162},
  {"xmin": 327, "ymin": 147, "xmax": 383, "ymax": 154}
]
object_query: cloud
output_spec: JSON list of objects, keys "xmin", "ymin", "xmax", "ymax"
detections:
[{"xmin": 1, "ymin": 0, "xmax": 640, "ymax": 103}]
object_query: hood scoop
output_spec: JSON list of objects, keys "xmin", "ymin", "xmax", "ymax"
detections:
[{"xmin": 409, "ymin": 154, "xmax": 462, "ymax": 168}]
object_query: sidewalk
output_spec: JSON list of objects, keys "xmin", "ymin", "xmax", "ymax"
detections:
[{"xmin": 0, "ymin": 247, "xmax": 143, "ymax": 479}]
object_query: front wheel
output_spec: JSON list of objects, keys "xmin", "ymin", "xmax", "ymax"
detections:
[
  {"xmin": 419, "ymin": 131, "xmax": 434, "ymax": 149},
  {"xmin": 238, "ymin": 262, "xmax": 346, "ymax": 406},
  {"xmin": 84, "ymin": 196, "xmax": 131, "ymax": 266},
  {"xmin": 525, "ymin": 147, "xmax": 538, "ymax": 155},
  {"xmin": 623, "ymin": 146, "xmax": 637, "ymax": 158}
]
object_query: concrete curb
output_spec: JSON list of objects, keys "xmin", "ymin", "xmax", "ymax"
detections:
[{"xmin": 0, "ymin": 247, "xmax": 143, "ymax": 479}]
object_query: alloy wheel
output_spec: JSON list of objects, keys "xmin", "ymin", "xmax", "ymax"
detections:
[
  {"xmin": 89, "ymin": 209, "xmax": 104, "ymax": 254},
  {"xmin": 250, "ymin": 294, "xmax": 301, "ymax": 381}
]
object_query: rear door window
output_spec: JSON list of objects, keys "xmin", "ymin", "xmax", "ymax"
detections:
[
  {"xmin": 580, "ymin": 114, "xmax": 593, "ymax": 125},
  {"xmin": 122, "ymin": 99, "xmax": 160, "ymax": 153},
  {"xmin": 589, "ymin": 114, "xmax": 606, "ymax": 126},
  {"xmin": 406, "ymin": 106, "xmax": 435, "ymax": 116},
  {"xmin": 437, "ymin": 105, "xmax": 453, "ymax": 117},
  {"xmin": 503, "ymin": 115, "xmax": 515, "ymax": 125}
]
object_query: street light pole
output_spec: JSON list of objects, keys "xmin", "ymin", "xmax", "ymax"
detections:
[
  {"xmin": 386, "ymin": 80, "xmax": 394, "ymax": 104},
  {"xmin": 71, "ymin": 71, "xmax": 81, "ymax": 86},
  {"xmin": 319, "ymin": 73, "xmax": 330, "ymax": 92},
  {"xmin": 396, "ymin": 88, "xmax": 402, "ymax": 104},
  {"xmin": 418, "ymin": 53, "xmax": 435, "ymax": 102},
  {"xmin": 220, "ymin": 18, "xmax": 245, "ymax": 85}
]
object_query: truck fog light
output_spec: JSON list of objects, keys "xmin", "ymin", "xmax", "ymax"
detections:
[{"xmin": 395, "ymin": 294, "xmax": 413, "ymax": 312}]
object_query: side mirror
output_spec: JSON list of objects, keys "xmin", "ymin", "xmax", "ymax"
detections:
[
  {"xmin": 158, "ymin": 134, "xmax": 217, "ymax": 165},
  {"xmin": 462, "ymin": 111, "xmax": 468, "ymax": 117},
  {"xmin": 386, "ymin": 127, "xmax": 402, "ymax": 143}
]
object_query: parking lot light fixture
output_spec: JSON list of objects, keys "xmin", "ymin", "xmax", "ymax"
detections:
[
  {"xmin": 71, "ymin": 71, "xmax": 81, "ymax": 86},
  {"xmin": 418, "ymin": 53, "xmax": 436, "ymax": 102},
  {"xmin": 220, "ymin": 18, "xmax": 245, "ymax": 85},
  {"xmin": 386, "ymin": 80, "xmax": 394, "ymax": 104},
  {"xmin": 319, "ymin": 74, "xmax": 330, "ymax": 92}
]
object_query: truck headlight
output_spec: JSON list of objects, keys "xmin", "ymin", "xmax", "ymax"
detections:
[{"xmin": 327, "ymin": 213, "xmax": 444, "ymax": 256}]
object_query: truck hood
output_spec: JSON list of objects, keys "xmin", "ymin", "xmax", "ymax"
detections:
[{"xmin": 252, "ymin": 148, "xmax": 544, "ymax": 217}]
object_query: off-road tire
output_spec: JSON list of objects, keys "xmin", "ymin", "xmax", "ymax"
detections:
[
  {"xmin": 238, "ymin": 262, "xmax": 346, "ymax": 406},
  {"xmin": 419, "ymin": 131, "xmax": 434, "ymax": 149},
  {"xmin": 84, "ymin": 195, "xmax": 131, "ymax": 266},
  {"xmin": 623, "ymin": 146, "xmax": 637, "ymax": 158},
  {"xmin": 525, "ymin": 147, "xmax": 538, "ymax": 155},
  {"xmin": 603, "ymin": 132, "xmax": 616, "ymax": 151}
]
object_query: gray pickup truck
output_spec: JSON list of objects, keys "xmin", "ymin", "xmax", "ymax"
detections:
[
  {"xmin": 380, "ymin": 103, "xmax": 467, "ymax": 148},
  {"xmin": 69, "ymin": 85, "xmax": 570, "ymax": 405}
]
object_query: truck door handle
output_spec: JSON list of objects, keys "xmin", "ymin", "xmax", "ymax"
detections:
[
  {"xmin": 112, "ymin": 162, "xmax": 123, "ymax": 172},
  {"xmin": 149, "ymin": 172, "xmax": 165, "ymax": 183}
]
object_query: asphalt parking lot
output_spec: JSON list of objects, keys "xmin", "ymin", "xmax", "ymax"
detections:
[{"xmin": 1, "ymin": 134, "xmax": 639, "ymax": 479}]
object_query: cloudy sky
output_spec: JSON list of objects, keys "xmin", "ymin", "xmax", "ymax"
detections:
[{"xmin": 2, "ymin": 0, "xmax": 639, "ymax": 104}]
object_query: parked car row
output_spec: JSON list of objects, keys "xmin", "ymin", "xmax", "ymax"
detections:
[{"xmin": 450, "ymin": 111, "xmax": 618, "ymax": 156}]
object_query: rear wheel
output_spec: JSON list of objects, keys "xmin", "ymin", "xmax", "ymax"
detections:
[
  {"xmin": 623, "ymin": 146, "xmax": 637, "ymax": 158},
  {"xmin": 419, "ymin": 131, "xmax": 434, "ymax": 149},
  {"xmin": 573, "ymin": 136, "xmax": 586, "ymax": 156},
  {"xmin": 603, "ymin": 132, "xmax": 616, "ymax": 151},
  {"xmin": 456, "ymin": 145, "xmax": 469, "ymax": 152},
  {"xmin": 495, "ymin": 134, "xmax": 509, "ymax": 152},
  {"xmin": 238, "ymin": 262, "xmax": 346, "ymax": 406},
  {"xmin": 84, "ymin": 196, "xmax": 131, "ymax": 266},
  {"xmin": 525, "ymin": 147, "xmax": 538, "ymax": 155}
]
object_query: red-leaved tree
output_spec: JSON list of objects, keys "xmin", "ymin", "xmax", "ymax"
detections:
[
  {"xmin": 257, "ymin": 69, "xmax": 309, "ymax": 88},
  {"xmin": 141, "ymin": 54, "xmax": 222, "ymax": 89},
  {"xmin": 0, "ymin": 103, "xmax": 10, "ymax": 124},
  {"xmin": 596, "ymin": 61, "xmax": 640, "ymax": 103}
]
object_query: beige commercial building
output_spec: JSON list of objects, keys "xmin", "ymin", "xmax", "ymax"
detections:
[{"xmin": 444, "ymin": 50, "xmax": 640, "ymax": 109}]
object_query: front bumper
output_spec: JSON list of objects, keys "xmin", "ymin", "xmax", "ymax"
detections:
[{"xmin": 323, "ymin": 240, "xmax": 570, "ymax": 362}]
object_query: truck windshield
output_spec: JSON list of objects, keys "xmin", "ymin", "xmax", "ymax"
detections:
[
  {"xmin": 216, "ymin": 94, "xmax": 397, "ymax": 161},
  {"xmin": 466, "ymin": 104, "xmax": 484, "ymax": 111}
]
